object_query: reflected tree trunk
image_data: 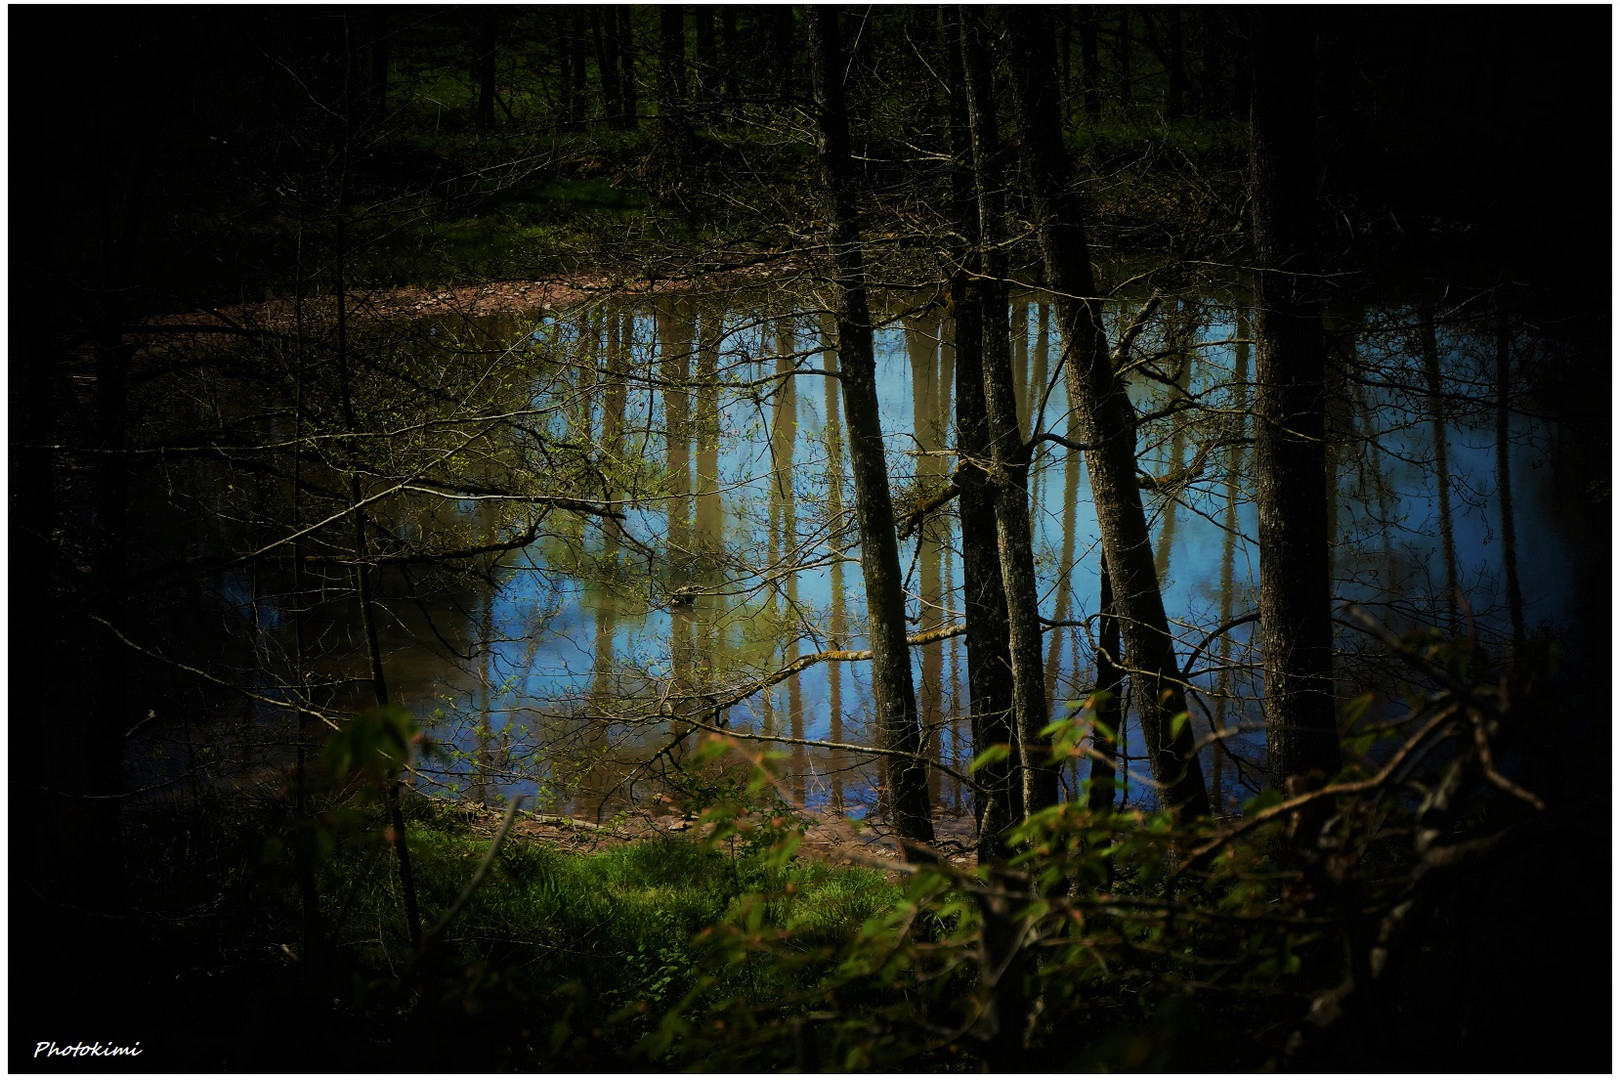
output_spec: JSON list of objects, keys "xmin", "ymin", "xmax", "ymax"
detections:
[
  {"xmin": 808, "ymin": 7, "xmax": 934, "ymax": 844},
  {"xmin": 1420, "ymin": 300, "xmax": 1460, "ymax": 635},
  {"xmin": 694, "ymin": 307, "xmax": 724, "ymax": 705},
  {"xmin": 1495, "ymin": 304, "xmax": 1526, "ymax": 663},
  {"xmin": 474, "ymin": 584, "xmax": 494, "ymax": 806},
  {"xmin": 773, "ymin": 318, "xmax": 806, "ymax": 801},
  {"xmin": 820, "ymin": 318, "xmax": 849, "ymax": 813},
  {"xmin": 1211, "ymin": 306, "xmax": 1252, "ymax": 816},
  {"xmin": 659, "ymin": 297, "xmax": 695, "ymax": 591},
  {"xmin": 1003, "ymin": 6, "xmax": 1210, "ymax": 819},
  {"xmin": 1045, "ymin": 378, "xmax": 1083, "ymax": 722},
  {"xmin": 1088, "ymin": 552, "xmax": 1123, "ymax": 815},
  {"xmin": 906, "ymin": 314, "xmax": 947, "ymax": 810},
  {"xmin": 1152, "ymin": 304, "xmax": 1194, "ymax": 585}
]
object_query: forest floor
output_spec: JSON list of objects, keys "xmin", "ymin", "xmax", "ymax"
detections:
[{"xmin": 447, "ymin": 797, "xmax": 982, "ymax": 875}]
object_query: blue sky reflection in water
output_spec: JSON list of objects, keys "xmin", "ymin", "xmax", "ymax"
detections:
[{"xmin": 383, "ymin": 291, "xmax": 1597, "ymax": 824}]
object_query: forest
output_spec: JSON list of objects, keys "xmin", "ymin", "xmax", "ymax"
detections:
[{"xmin": 8, "ymin": 4, "xmax": 1611, "ymax": 1073}]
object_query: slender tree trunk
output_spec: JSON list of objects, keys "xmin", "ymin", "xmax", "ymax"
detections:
[
  {"xmin": 1002, "ymin": 7, "xmax": 1210, "ymax": 820},
  {"xmin": 771, "ymin": 7, "xmax": 796, "ymax": 106},
  {"xmin": 962, "ymin": 6, "xmax": 1059, "ymax": 818},
  {"xmin": 1422, "ymin": 300, "xmax": 1460, "ymax": 637},
  {"xmin": 1116, "ymin": 12, "xmax": 1133, "ymax": 109},
  {"xmin": 474, "ymin": 9, "xmax": 497, "ymax": 130},
  {"xmin": 617, "ymin": 5, "xmax": 638, "ymax": 128},
  {"xmin": 1250, "ymin": 8, "xmax": 1341, "ymax": 788},
  {"xmin": 334, "ymin": 148, "xmax": 423, "ymax": 950},
  {"xmin": 720, "ymin": 6, "xmax": 740, "ymax": 108},
  {"xmin": 1079, "ymin": 7, "xmax": 1102, "ymax": 119},
  {"xmin": 369, "ymin": 10, "xmax": 390, "ymax": 116},
  {"xmin": 905, "ymin": 315, "xmax": 946, "ymax": 811},
  {"xmin": 820, "ymin": 317, "xmax": 850, "ymax": 815},
  {"xmin": 658, "ymin": 4, "xmax": 689, "ymax": 143},
  {"xmin": 1211, "ymin": 306, "xmax": 1252, "ymax": 817},
  {"xmin": 1164, "ymin": 9, "xmax": 1187, "ymax": 119},
  {"xmin": 659, "ymin": 297, "xmax": 694, "ymax": 588},
  {"xmin": 693, "ymin": 5, "xmax": 716, "ymax": 114},
  {"xmin": 772, "ymin": 319, "xmax": 807, "ymax": 801},
  {"xmin": 1088, "ymin": 553, "xmax": 1122, "ymax": 815},
  {"xmin": 807, "ymin": 7, "xmax": 934, "ymax": 845},
  {"xmin": 944, "ymin": 5, "xmax": 1016, "ymax": 859},
  {"xmin": 593, "ymin": 9, "xmax": 624, "ymax": 124},
  {"xmin": 569, "ymin": 10, "xmax": 589, "ymax": 126},
  {"xmin": 1495, "ymin": 304, "xmax": 1527, "ymax": 664}
]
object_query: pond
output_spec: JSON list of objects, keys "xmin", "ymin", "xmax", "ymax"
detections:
[{"xmin": 270, "ymin": 273, "xmax": 1599, "ymax": 828}]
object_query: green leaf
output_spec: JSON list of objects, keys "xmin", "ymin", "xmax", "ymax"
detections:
[
  {"xmin": 968, "ymin": 743, "xmax": 1011, "ymax": 772},
  {"xmin": 1168, "ymin": 711, "xmax": 1190, "ymax": 741}
]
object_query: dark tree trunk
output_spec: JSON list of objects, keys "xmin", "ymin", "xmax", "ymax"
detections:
[
  {"xmin": 593, "ymin": 9, "xmax": 624, "ymax": 124},
  {"xmin": 474, "ymin": 8, "xmax": 497, "ymax": 130},
  {"xmin": 369, "ymin": 10, "xmax": 390, "ymax": 116},
  {"xmin": 1250, "ymin": 9, "xmax": 1341, "ymax": 788},
  {"xmin": 719, "ymin": 6, "xmax": 739, "ymax": 107},
  {"xmin": 693, "ymin": 4, "xmax": 715, "ymax": 113},
  {"xmin": 1116, "ymin": 12, "xmax": 1133, "ymax": 108},
  {"xmin": 658, "ymin": 4, "xmax": 688, "ymax": 141},
  {"xmin": 1419, "ymin": 300, "xmax": 1460, "ymax": 637},
  {"xmin": 1164, "ymin": 8, "xmax": 1186, "ymax": 119},
  {"xmin": 961, "ymin": 6, "xmax": 1059, "ymax": 819},
  {"xmin": 1088, "ymin": 553, "xmax": 1122, "ymax": 815},
  {"xmin": 616, "ymin": 5, "xmax": 638, "ymax": 128},
  {"xmin": 569, "ymin": 9, "xmax": 588, "ymax": 125},
  {"xmin": 1198, "ymin": 8, "xmax": 1224, "ymax": 118},
  {"xmin": 944, "ymin": 5, "xmax": 1016, "ymax": 860},
  {"xmin": 1001, "ymin": 7, "xmax": 1210, "ymax": 820},
  {"xmin": 771, "ymin": 7, "xmax": 796, "ymax": 105},
  {"xmin": 807, "ymin": 6, "xmax": 934, "ymax": 846},
  {"xmin": 1079, "ymin": 7, "xmax": 1102, "ymax": 120},
  {"xmin": 1494, "ymin": 305, "xmax": 1527, "ymax": 664}
]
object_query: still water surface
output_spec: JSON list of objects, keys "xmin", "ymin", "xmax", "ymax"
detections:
[{"xmin": 333, "ymin": 285, "xmax": 1596, "ymax": 822}]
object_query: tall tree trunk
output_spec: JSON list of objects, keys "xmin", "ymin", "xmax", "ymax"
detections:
[
  {"xmin": 593, "ymin": 9, "xmax": 624, "ymax": 124},
  {"xmin": 1164, "ymin": 8, "xmax": 1187, "ymax": 119},
  {"xmin": 1211, "ymin": 306, "xmax": 1252, "ymax": 817},
  {"xmin": 771, "ymin": 7, "xmax": 796, "ymax": 106},
  {"xmin": 693, "ymin": 5, "xmax": 716, "ymax": 114},
  {"xmin": 905, "ymin": 315, "xmax": 946, "ymax": 811},
  {"xmin": 944, "ymin": 5, "xmax": 1016, "ymax": 859},
  {"xmin": 720, "ymin": 6, "xmax": 740, "ymax": 108},
  {"xmin": 1002, "ymin": 7, "xmax": 1210, "ymax": 820},
  {"xmin": 617, "ymin": 5, "xmax": 638, "ymax": 128},
  {"xmin": 1495, "ymin": 304, "xmax": 1527, "ymax": 665},
  {"xmin": 820, "ymin": 317, "xmax": 850, "ymax": 815},
  {"xmin": 807, "ymin": 7, "xmax": 934, "ymax": 845},
  {"xmin": 773, "ymin": 319, "xmax": 807, "ymax": 801},
  {"xmin": 1079, "ymin": 7, "xmax": 1102, "ymax": 119},
  {"xmin": 961, "ymin": 6, "xmax": 1059, "ymax": 818},
  {"xmin": 1250, "ymin": 9, "xmax": 1341, "ymax": 788},
  {"xmin": 369, "ymin": 10, "xmax": 390, "ymax": 116},
  {"xmin": 658, "ymin": 4, "xmax": 688, "ymax": 143},
  {"xmin": 474, "ymin": 8, "xmax": 497, "ymax": 130},
  {"xmin": 1116, "ymin": 12, "xmax": 1133, "ymax": 109}
]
